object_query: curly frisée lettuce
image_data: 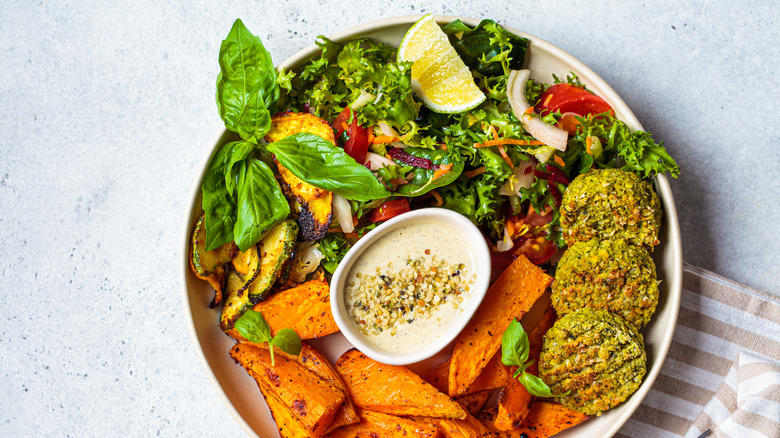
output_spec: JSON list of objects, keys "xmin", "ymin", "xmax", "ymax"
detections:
[{"xmin": 202, "ymin": 17, "xmax": 679, "ymax": 265}]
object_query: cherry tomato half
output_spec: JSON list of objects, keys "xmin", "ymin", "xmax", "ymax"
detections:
[
  {"xmin": 366, "ymin": 199, "xmax": 411, "ymax": 223},
  {"xmin": 333, "ymin": 108, "xmax": 369, "ymax": 165},
  {"xmin": 535, "ymin": 83, "xmax": 613, "ymax": 117}
]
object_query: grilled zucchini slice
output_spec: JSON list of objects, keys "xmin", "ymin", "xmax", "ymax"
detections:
[
  {"xmin": 246, "ymin": 219, "xmax": 298, "ymax": 302},
  {"xmin": 266, "ymin": 112, "xmax": 334, "ymax": 241},
  {"xmin": 218, "ymin": 220, "xmax": 299, "ymax": 330},
  {"xmin": 190, "ymin": 215, "xmax": 238, "ymax": 307}
]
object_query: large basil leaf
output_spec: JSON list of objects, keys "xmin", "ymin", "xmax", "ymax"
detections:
[
  {"xmin": 233, "ymin": 158, "xmax": 290, "ymax": 251},
  {"xmin": 202, "ymin": 142, "xmax": 238, "ymax": 251},
  {"xmin": 393, "ymin": 147, "xmax": 464, "ymax": 197},
  {"xmin": 267, "ymin": 132, "xmax": 390, "ymax": 201},
  {"xmin": 224, "ymin": 140, "xmax": 254, "ymax": 196},
  {"xmin": 216, "ymin": 19, "xmax": 279, "ymax": 142},
  {"xmin": 441, "ymin": 19, "xmax": 529, "ymax": 76}
]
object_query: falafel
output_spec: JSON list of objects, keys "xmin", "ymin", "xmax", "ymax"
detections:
[
  {"xmin": 539, "ymin": 308, "xmax": 646, "ymax": 416},
  {"xmin": 552, "ymin": 238, "xmax": 659, "ymax": 328},
  {"xmin": 560, "ymin": 168, "xmax": 662, "ymax": 249}
]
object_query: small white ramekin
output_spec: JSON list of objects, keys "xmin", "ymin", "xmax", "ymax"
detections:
[{"xmin": 329, "ymin": 207, "xmax": 491, "ymax": 365}]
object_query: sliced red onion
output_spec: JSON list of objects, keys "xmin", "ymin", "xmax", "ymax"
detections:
[
  {"xmin": 498, "ymin": 160, "xmax": 536, "ymax": 196},
  {"xmin": 507, "ymin": 69, "xmax": 569, "ymax": 153},
  {"xmin": 387, "ymin": 148, "xmax": 433, "ymax": 169},
  {"xmin": 332, "ymin": 193, "xmax": 354, "ymax": 233},
  {"xmin": 365, "ymin": 152, "xmax": 396, "ymax": 170}
]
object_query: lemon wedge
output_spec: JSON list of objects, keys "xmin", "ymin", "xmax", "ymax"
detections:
[{"xmin": 398, "ymin": 14, "xmax": 486, "ymax": 113}]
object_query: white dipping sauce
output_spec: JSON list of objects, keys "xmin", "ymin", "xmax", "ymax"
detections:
[{"xmin": 344, "ymin": 220, "xmax": 477, "ymax": 353}]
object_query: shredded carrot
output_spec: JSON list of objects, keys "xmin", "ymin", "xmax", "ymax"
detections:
[
  {"xmin": 343, "ymin": 232, "xmax": 360, "ymax": 239},
  {"xmin": 554, "ymin": 154, "xmax": 566, "ymax": 167},
  {"xmin": 341, "ymin": 122, "xmax": 349, "ymax": 133},
  {"xmin": 463, "ymin": 166, "xmax": 486, "ymax": 179},
  {"xmin": 586, "ymin": 136, "xmax": 593, "ymax": 155},
  {"xmin": 543, "ymin": 93, "xmax": 554, "ymax": 107},
  {"xmin": 475, "ymin": 138, "xmax": 545, "ymax": 148},
  {"xmin": 524, "ymin": 106, "xmax": 535, "ymax": 114},
  {"xmin": 366, "ymin": 132, "xmax": 374, "ymax": 144},
  {"xmin": 498, "ymin": 145, "xmax": 514, "ymax": 169},
  {"xmin": 372, "ymin": 135, "xmax": 399, "ymax": 144},
  {"xmin": 506, "ymin": 220, "xmax": 515, "ymax": 237},
  {"xmin": 432, "ymin": 163, "xmax": 454, "ymax": 179},
  {"xmin": 438, "ymin": 143, "xmax": 448, "ymax": 150},
  {"xmin": 490, "ymin": 125, "xmax": 500, "ymax": 141},
  {"xmin": 430, "ymin": 190, "xmax": 443, "ymax": 207}
]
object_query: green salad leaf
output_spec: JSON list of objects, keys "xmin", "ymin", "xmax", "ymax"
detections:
[
  {"xmin": 234, "ymin": 309, "xmax": 302, "ymax": 366},
  {"xmin": 392, "ymin": 148, "xmax": 464, "ymax": 197},
  {"xmin": 441, "ymin": 19, "xmax": 529, "ymax": 76},
  {"xmin": 267, "ymin": 132, "xmax": 390, "ymax": 201},
  {"xmin": 216, "ymin": 19, "xmax": 279, "ymax": 142},
  {"xmin": 317, "ymin": 233, "xmax": 351, "ymax": 274}
]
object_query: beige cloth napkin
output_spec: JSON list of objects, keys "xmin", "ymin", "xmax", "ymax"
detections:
[{"xmin": 616, "ymin": 263, "xmax": 780, "ymax": 438}]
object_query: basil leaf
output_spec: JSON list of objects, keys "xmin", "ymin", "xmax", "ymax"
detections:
[
  {"xmin": 501, "ymin": 319, "xmax": 530, "ymax": 367},
  {"xmin": 394, "ymin": 148, "xmax": 464, "ymax": 197},
  {"xmin": 270, "ymin": 328, "xmax": 302, "ymax": 356},
  {"xmin": 234, "ymin": 158, "xmax": 290, "ymax": 251},
  {"xmin": 267, "ymin": 132, "xmax": 390, "ymax": 201},
  {"xmin": 202, "ymin": 142, "xmax": 238, "ymax": 251},
  {"xmin": 234, "ymin": 309, "xmax": 272, "ymax": 344},
  {"xmin": 216, "ymin": 19, "xmax": 279, "ymax": 142},
  {"xmin": 520, "ymin": 371, "xmax": 569, "ymax": 398},
  {"xmin": 224, "ymin": 141, "xmax": 254, "ymax": 196}
]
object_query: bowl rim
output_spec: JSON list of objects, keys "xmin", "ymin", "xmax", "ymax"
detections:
[
  {"xmin": 180, "ymin": 13, "xmax": 682, "ymax": 438},
  {"xmin": 329, "ymin": 207, "xmax": 492, "ymax": 365}
]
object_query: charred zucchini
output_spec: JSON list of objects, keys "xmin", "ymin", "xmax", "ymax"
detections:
[
  {"xmin": 246, "ymin": 219, "xmax": 298, "ymax": 302},
  {"xmin": 219, "ymin": 220, "xmax": 298, "ymax": 330},
  {"xmin": 266, "ymin": 113, "xmax": 334, "ymax": 241},
  {"xmin": 190, "ymin": 214, "xmax": 238, "ymax": 307},
  {"xmin": 219, "ymin": 270, "xmax": 253, "ymax": 331}
]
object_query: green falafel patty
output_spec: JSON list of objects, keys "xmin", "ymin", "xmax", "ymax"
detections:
[
  {"xmin": 539, "ymin": 308, "xmax": 646, "ymax": 416},
  {"xmin": 552, "ymin": 238, "xmax": 659, "ymax": 328},
  {"xmin": 560, "ymin": 168, "xmax": 662, "ymax": 249}
]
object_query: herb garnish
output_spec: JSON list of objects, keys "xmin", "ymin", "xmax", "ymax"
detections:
[
  {"xmin": 501, "ymin": 319, "xmax": 568, "ymax": 397},
  {"xmin": 234, "ymin": 309, "xmax": 302, "ymax": 366}
]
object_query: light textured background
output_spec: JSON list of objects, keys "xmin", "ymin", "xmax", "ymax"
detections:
[{"xmin": 1, "ymin": 1, "xmax": 778, "ymax": 436}]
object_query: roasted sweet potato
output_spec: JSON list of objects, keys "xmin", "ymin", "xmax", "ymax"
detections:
[
  {"xmin": 454, "ymin": 390, "xmax": 492, "ymax": 417},
  {"xmin": 425, "ymin": 352, "xmax": 509, "ymax": 395},
  {"xmin": 435, "ymin": 411, "xmax": 495, "ymax": 438},
  {"xmin": 328, "ymin": 409, "xmax": 438, "ymax": 438},
  {"xmin": 449, "ymin": 256, "xmax": 552, "ymax": 396},
  {"xmin": 494, "ymin": 306, "xmax": 558, "ymax": 431},
  {"xmin": 334, "ymin": 349, "xmax": 466, "ymax": 419},
  {"xmin": 230, "ymin": 342, "xmax": 346, "ymax": 438},
  {"xmin": 266, "ymin": 112, "xmax": 335, "ymax": 241},
  {"xmin": 226, "ymin": 279, "xmax": 338, "ymax": 341},
  {"xmin": 263, "ymin": 389, "xmax": 312, "ymax": 438},
  {"xmin": 484, "ymin": 401, "xmax": 588, "ymax": 438}
]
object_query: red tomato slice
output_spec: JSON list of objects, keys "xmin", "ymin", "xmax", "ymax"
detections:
[
  {"xmin": 333, "ymin": 108, "xmax": 369, "ymax": 165},
  {"xmin": 366, "ymin": 199, "xmax": 411, "ymax": 223},
  {"xmin": 535, "ymin": 83, "xmax": 613, "ymax": 117},
  {"xmin": 514, "ymin": 236, "xmax": 556, "ymax": 265}
]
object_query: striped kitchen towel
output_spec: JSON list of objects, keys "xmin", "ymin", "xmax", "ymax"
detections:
[{"xmin": 617, "ymin": 263, "xmax": 780, "ymax": 438}]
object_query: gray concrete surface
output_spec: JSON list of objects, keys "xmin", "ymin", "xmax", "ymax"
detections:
[{"xmin": 1, "ymin": 1, "xmax": 777, "ymax": 436}]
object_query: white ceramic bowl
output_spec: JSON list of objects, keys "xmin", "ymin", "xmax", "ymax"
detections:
[
  {"xmin": 181, "ymin": 15, "xmax": 682, "ymax": 438},
  {"xmin": 329, "ymin": 208, "xmax": 491, "ymax": 365}
]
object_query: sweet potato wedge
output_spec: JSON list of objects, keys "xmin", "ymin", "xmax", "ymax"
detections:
[
  {"xmin": 435, "ymin": 411, "xmax": 495, "ymax": 438},
  {"xmin": 489, "ymin": 401, "xmax": 588, "ymax": 438},
  {"xmin": 494, "ymin": 306, "xmax": 558, "ymax": 431},
  {"xmin": 266, "ymin": 112, "xmax": 335, "ymax": 241},
  {"xmin": 226, "ymin": 279, "xmax": 339, "ymax": 341},
  {"xmin": 329, "ymin": 409, "xmax": 438, "ymax": 438},
  {"xmin": 230, "ymin": 342, "xmax": 346, "ymax": 438},
  {"xmin": 263, "ymin": 389, "xmax": 312, "ymax": 438},
  {"xmin": 454, "ymin": 390, "xmax": 492, "ymax": 417},
  {"xmin": 334, "ymin": 349, "xmax": 467, "ymax": 419},
  {"xmin": 449, "ymin": 256, "xmax": 552, "ymax": 396},
  {"xmin": 425, "ymin": 352, "xmax": 509, "ymax": 395}
]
